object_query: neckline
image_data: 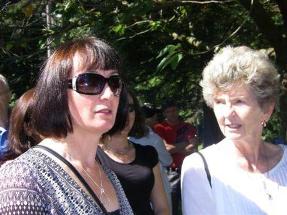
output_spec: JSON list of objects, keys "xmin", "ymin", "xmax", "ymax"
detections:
[
  {"xmin": 264, "ymin": 144, "xmax": 286, "ymax": 175},
  {"xmin": 33, "ymin": 145, "xmax": 111, "ymax": 214},
  {"xmin": 99, "ymin": 142, "xmax": 137, "ymax": 165},
  {"xmin": 222, "ymin": 142, "xmax": 287, "ymax": 174}
]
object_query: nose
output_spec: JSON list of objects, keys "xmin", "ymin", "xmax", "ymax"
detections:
[{"xmin": 223, "ymin": 103, "xmax": 235, "ymax": 118}]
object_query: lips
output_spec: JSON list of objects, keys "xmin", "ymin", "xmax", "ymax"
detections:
[
  {"xmin": 225, "ymin": 124, "xmax": 241, "ymax": 129},
  {"xmin": 94, "ymin": 108, "xmax": 112, "ymax": 114}
]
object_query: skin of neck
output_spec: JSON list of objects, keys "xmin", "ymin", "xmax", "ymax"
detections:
[
  {"xmin": 43, "ymin": 128, "xmax": 102, "ymax": 168},
  {"xmin": 229, "ymin": 136, "xmax": 272, "ymax": 172},
  {"xmin": 104, "ymin": 132, "xmax": 130, "ymax": 150}
]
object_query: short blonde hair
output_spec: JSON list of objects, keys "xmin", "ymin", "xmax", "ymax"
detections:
[{"xmin": 200, "ymin": 46, "xmax": 280, "ymax": 109}]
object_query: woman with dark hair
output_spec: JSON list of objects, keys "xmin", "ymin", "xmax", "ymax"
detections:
[
  {"xmin": 1, "ymin": 88, "xmax": 41, "ymax": 162},
  {"xmin": 0, "ymin": 37, "xmax": 133, "ymax": 214},
  {"xmin": 97, "ymin": 91, "xmax": 170, "ymax": 215}
]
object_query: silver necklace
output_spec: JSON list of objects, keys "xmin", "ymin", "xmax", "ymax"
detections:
[
  {"xmin": 81, "ymin": 163, "xmax": 111, "ymax": 207},
  {"xmin": 255, "ymin": 153, "xmax": 277, "ymax": 201},
  {"xmin": 262, "ymin": 177, "xmax": 273, "ymax": 200},
  {"xmin": 82, "ymin": 165, "xmax": 104, "ymax": 195},
  {"xmin": 45, "ymin": 139, "xmax": 112, "ymax": 206},
  {"xmin": 260, "ymin": 148, "xmax": 275, "ymax": 201},
  {"xmin": 63, "ymin": 147, "xmax": 112, "ymax": 207}
]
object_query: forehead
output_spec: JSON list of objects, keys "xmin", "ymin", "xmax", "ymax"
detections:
[
  {"xmin": 71, "ymin": 52, "xmax": 118, "ymax": 77},
  {"xmin": 214, "ymin": 83, "xmax": 253, "ymax": 99}
]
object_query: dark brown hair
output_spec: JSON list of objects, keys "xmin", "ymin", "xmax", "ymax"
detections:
[
  {"xmin": 104, "ymin": 89, "xmax": 147, "ymax": 138},
  {"xmin": 127, "ymin": 90, "xmax": 147, "ymax": 138},
  {"xmin": 104, "ymin": 84, "xmax": 129, "ymax": 136},
  {"xmin": 7, "ymin": 89, "xmax": 41, "ymax": 159},
  {"xmin": 32, "ymin": 37, "xmax": 122, "ymax": 138}
]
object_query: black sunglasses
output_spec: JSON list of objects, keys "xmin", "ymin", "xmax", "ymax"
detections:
[{"xmin": 68, "ymin": 72, "xmax": 122, "ymax": 96}]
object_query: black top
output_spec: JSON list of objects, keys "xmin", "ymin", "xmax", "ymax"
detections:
[{"xmin": 97, "ymin": 142, "xmax": 158, "ymax": 215}]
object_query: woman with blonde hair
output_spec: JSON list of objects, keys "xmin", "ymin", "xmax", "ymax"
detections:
[{"xmin": 181, "ymin": 46, "xmax": 287, "ymax": 214}]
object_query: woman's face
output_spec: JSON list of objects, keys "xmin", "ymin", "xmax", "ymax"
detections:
[
  {"xmin": 213, "ymin": 83, "xmax": 273, "ymax": 142},
  {"xmin": 67, "ymin": 54, "xmax": 120, "ymax": 134}
]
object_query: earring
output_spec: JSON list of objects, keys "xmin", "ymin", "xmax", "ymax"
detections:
[
  {"xmin": 107, "ymin": 135, "xmax": 112, "ymax": 141},
  {"xmin": 261, "ymin": 120, "xmax": 267, "ymax": 128}
]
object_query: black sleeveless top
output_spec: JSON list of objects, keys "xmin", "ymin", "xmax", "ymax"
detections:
[{"xmin": 97, "ymin": 142, "xmax": 158, "ymax": 215}]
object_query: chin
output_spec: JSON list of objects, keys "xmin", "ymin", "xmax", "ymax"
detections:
[
  {"xmin": 90, "ymin": 122, "xmax": 114, "ymax": 133},
  {"xmin": 225, "ymin": 135, "xmax": 244, "ymax": 141}
]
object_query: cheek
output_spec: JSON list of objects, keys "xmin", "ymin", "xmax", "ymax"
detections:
[
  {"xmin": 235, "ymin": 106, "xmax": 255, "ymax": 121},
  {"xmin": 213, "ymin": 107, "xmax": 224, "ymax": 123},
  {"xmin": 68, "ymin": 92, "xmax": 93, "ymax": 120}
]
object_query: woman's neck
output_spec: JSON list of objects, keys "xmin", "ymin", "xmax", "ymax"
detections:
[
  {"xmin": 101, "ymin": 133, "xmax": 135, "ymax": 163},
  {"xmin": 229, "ymin": 138, "xmax": 282, "ymax": 173},
  {"xmin": 104, "ymin": 133, "xmax": 129, "ymax": 150},
  {"xmin": 41, "ymin": 131, "xmax": 101, "ymax": 168}
]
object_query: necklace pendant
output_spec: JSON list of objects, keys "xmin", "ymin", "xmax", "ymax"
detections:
[
  {"xmin": 267, "ymin": 192, "xmax": 272, "ymax": 200},
  {"xmin": 100, "ymin": 187, "xmax": 105, "ymax": 194}
]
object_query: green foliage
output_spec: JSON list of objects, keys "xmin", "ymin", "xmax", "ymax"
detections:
[
  {"xmin": 156, "ymin": 44, "xmax": 183, "ymax": 71},
  {"xmin": 263, "ymin": 109, "xmax": 282, "ymax": 142},
  {"xmin": 0, "ymin": 0, "xmax": 286, "ymax": 139}
]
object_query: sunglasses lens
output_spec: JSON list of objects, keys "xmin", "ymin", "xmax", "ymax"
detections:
[
  {"xmin": 76, "ymin": 73, "xmax": 105, "ymax": 95},
  {"xmin": 108, "ymin": 76, "xmax": 122, "ymax": 95}
]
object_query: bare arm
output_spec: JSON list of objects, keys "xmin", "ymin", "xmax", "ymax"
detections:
[
  {"xmin": 150, "ymin": 163, "xmax": 170, "ymax": 215},
  {"xmin": 165, "ymin": 135, "xmax": 199, "ymax": 155},
  {"xmin": 165, "ymin": 141, "xmax": 189, "ymax": 154},
  {"xmin": 183, "ymin": 135, "xmax": 199, "ymax": 155}
]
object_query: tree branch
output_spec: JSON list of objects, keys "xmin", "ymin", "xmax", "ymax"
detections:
[
  {"xmin": 238, "ymin": 0, "xmax": 284, "ymax": 51},
  {"xmin": 153, "ymin": 0, "xmax": 234, "ymax": 9}
]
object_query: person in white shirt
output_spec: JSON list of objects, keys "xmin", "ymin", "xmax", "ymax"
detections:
[{"xmin": 181, "ymin": 46, "xmax": 287, "ymax": 215}]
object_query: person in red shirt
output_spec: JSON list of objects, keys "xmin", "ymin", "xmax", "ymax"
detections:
[{"xmin": 154, "ymin": 100, "xmax": 198, "ymax": 215}]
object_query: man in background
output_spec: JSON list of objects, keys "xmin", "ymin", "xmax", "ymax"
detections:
[
  {"xmin": 154, "ymin": 100, "xmax": 198, "ymax": 215},
  {"xmin": 0, "ymin": 74, "xmax": 11, "ymax": 161}
]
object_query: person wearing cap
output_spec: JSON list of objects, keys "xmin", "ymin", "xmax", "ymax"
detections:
[
  {"xmin": 129, "ymin": 103, "xmax": 173, "ymax": 212},
  {"xmin": 154, "ymin": 100, "xmax": 198, "ymax": 215}
]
